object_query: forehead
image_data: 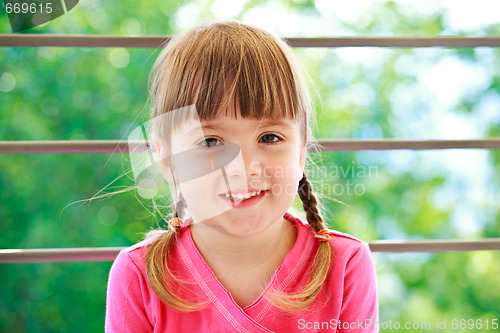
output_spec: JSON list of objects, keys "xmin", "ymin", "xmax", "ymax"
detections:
[{"xmin": 177, "ymin": 115, "xmax": 300, "ymax": 135}]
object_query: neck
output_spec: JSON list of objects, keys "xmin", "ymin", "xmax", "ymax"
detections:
[{"xmin": 189, "ymin": 216, "xmax": 297, "ymax": 270}]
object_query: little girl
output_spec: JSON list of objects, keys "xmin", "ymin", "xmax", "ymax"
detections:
[{"xmin": 106, "ymin": 21, "xmax": 378, "ymax": 332}]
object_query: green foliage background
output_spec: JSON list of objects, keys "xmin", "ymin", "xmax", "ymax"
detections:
[{"xmin": 1, "ymin": 0, "xmax": 499, "ymax": 332}]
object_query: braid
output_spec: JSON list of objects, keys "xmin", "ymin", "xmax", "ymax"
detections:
[
  {"xmin": 298, "ymin": 174, "xmax": 325, "ymax": 232},
  {"xmin": 174, "ymin": 194, "xmax": 187, "ymax": 219},
  {"xmin": 268, "ymin": 173, "xmax": 332, "ymax": 312},
  {"xmin": 165, "ymin": 194, "xmax": 187, "ymax": 234},
  {"xmin": 144, "ymin": 194, "xmax": 203, "ymax": 311}
]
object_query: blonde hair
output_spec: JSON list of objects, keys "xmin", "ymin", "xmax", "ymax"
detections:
[{"xmin": 145, "ymin": 21, "xmax": 332, "ymax": 312}]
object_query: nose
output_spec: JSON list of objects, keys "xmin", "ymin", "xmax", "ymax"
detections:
[{"xmin": 223, "ymin": 143, "xmax": 262, "ymax": 179}]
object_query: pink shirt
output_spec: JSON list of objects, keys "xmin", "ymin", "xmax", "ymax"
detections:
[{"xmin": 106, "ymin": 212, "xmax": 378, "ymax": 332}]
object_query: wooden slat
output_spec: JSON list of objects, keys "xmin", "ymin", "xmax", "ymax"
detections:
[
  {"xmin": 2, "ymin": 35, "xmax": 500, "ymax": 48},
  {"xmin": 369, "ymin": 238, "xmax": 500, "ymax": 253},
  {"xmin": 0, "ymin": 140, "xmax": 134, "ymax": 154},
  {"xmin": 0, "ymin": 247, "xmax": 124, "ymax": 263},
  {"xmin": 1, "ymin": 139, "xmax": 499, "ymax": 154},
  {"xmin": 317, "ymin": 138, "xmax": 500, "ymax": 151},
  {"xmin": 1, "ymin": 239, "xmax": 500, "ymax": 263}
]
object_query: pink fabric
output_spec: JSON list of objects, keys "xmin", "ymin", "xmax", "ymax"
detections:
[{"xmin": 106, "ymin": 212, "xmax": 378, "ymax": 332}]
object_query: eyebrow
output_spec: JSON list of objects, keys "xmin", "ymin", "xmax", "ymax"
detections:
[
  {"xmin": 183, "ymin": 122, "xmax": 226, "ymax": 137},
  {"xmin": 202, "ymin": 119, "xmax": 293, "ymax": 129},
  {"xmin": 202, "ymin": 123, "xmax": 227, "ymax": 131},
  {"xmin": 183, "ymin": 118, "xmax": 293, "ymax": 137},
  {"xmin": 257, "ymin": 119, "xmax": 294, "ymax": 129}
]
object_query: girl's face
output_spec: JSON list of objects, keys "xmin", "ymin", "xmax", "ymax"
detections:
[{"xmin": 167, "ymin": 108, "xmax": 306, "ymax": 237}]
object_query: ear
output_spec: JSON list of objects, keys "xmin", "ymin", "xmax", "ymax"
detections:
[{"xmin": 152, "ymin": 134, "xmax": 177, "ymax": 186}]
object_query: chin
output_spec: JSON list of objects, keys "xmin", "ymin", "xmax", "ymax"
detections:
[{"xmin": 197, "ymin": 212, "xmax": 264, "ymax": 237}]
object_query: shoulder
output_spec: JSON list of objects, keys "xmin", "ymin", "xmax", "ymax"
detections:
[
  {"xmin": 109, "ymin": 245, "xmax": 145, "ymax": 283},
  {"xmin": 285, "ymin": 211, "xmax": 372, "ymax": 265},
  {"xmin": 328, "ymin": 229, "xmax": 371, "ymax": 258},
  {"xmin": 110, "ymin": 233, "xmax": 164, "ymax": 278},
  {"xmin": 106, "ymin": 236, "xmax": 165, "ymax": 332},
  {"xmin": 284, "ymin": 212, "xmax": 378, "ymax": 324},
  {"xmin": 106, "ymin": 235, "xmax": 167, "ymax": 312}
]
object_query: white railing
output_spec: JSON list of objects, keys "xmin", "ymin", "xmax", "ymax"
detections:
[
  {"xmin": 2, "ymin": 239, "xmax": 500, "ymax": 263},
  {"xmin": 2, "ymin": 35, "xmax": 500, "ymax": 48},
  {"xmin": 1, "ymin": 138, "xmax": 499, "ymax": 154},
  {"xmin": 1, "ymin": 34, "xmax": 499, "ymax": 266}
]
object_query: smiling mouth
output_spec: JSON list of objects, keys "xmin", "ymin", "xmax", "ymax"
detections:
[{"xmin": 223, "ymin": 190, "xmax": 262, "ymax": 201}]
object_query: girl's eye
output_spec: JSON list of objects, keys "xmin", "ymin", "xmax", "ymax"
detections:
[
  {"xmin": 259, "ymin": 134, "xmax": 282, "ymax": 144},
  {"xmin": 197, "ymin": 137, "xmax": 222, "ymax": 148}
]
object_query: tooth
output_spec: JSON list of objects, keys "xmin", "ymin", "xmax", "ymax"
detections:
[{"xmin": 224, "ymin": 191, "xmax": 264, "ymax": 200}]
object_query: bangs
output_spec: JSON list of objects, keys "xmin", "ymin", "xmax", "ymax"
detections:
[
  {"xmin": 191, "ymin": 25, "xmax": 300, "ymax": 121},
  {"xmin": 151, "ymin": 22, "xmax": 309, "ymax": 124}
]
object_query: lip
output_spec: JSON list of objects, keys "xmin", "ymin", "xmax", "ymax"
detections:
[
  {"xmin": 219, "ymin": 189, "xmax": 267, "ymax": 208},
  {"xmin": 219, "ymin": 188, "xmax": 263, "ymax": 196}
]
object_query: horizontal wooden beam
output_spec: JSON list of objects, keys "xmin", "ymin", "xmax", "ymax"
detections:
[
  {"xmin": 0, "ymin": 247, "xmax": 124, "ymax": 263},
  {"xmin": 368, "ymin": 238, "xmax": 500, "ymax": 253},
  {"xmin": 1, "ymin": 139, "xmax": 499, "ymax": 154},
  {"xmin": 0, "ymin": 140, "xmax": 132, "ymax": 154},
  {"xmin": 317, "ymin": 138, "xmax": 500, "ymax": 151},
  {"xmin": 2, "ymin": 35, "xmax": 500, "ymax": 48},
  {"xmin": 1, "ymin": 239, "xmax": 500, "ymax": 263}
]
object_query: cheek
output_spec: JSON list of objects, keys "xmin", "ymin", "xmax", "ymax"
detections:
[
  {"xmin": 266, "ymin": 152, "xmax": 303, "ymax": 181},
  {"xmin": 178, "ymin": 173, "xmax": 226, "ymax": 222},
  {"xmin": 265, "ymin": 162, "xmax": 302, "ymax": 195},
  {"xmin": 179, "ymin": 173, "xmax": 216, "ymax": 199}
]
